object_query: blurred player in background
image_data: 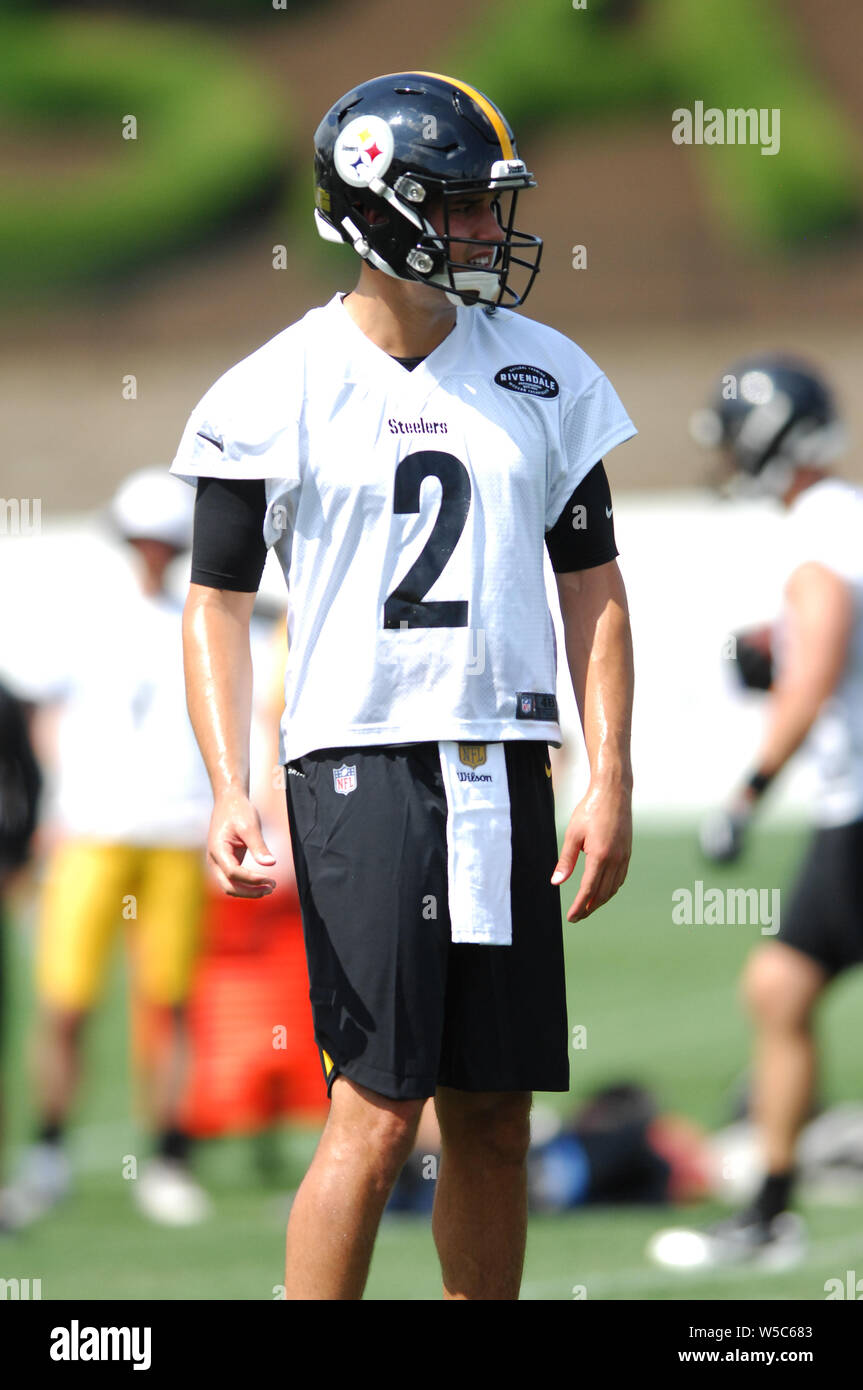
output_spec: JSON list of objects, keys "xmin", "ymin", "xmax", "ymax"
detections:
[
  {"xmin": 0, "ymin": 682, "xmax": 42, "ymax": 1231},
  {"xmin": 679, "ymin": 354, "xmax": 863, "ymax": 1267},
  {"xmin": 5, "ymin": 469, "xmax": 213, "ymax": 1227}
]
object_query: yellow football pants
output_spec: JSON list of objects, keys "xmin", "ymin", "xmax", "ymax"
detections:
[{"xmin": 37, "ymin": 841, "xmax": 206, "ymax": 1011}]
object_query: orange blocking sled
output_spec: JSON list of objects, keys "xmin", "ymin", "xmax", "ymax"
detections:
[{"xmin": 133, "ymin": 881, "xmax": 328, "ymax": 1137}]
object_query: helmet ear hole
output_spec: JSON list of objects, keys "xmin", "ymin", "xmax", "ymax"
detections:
[{"xmin": 358, "ymin": 203, "xmax": 389, "ymax": 227}]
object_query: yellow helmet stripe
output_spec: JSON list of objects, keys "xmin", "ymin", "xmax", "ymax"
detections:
[{"xmin": 408, "ymin": 71, "xmax": 514, "ymax": 161}]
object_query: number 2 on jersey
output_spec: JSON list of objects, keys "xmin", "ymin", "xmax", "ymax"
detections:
[{"xmin": 383, "ymin": 450, "xmax": 471, "ymax": 629}]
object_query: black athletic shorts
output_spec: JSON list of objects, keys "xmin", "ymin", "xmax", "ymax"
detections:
[
  {"xmin": 779, "ymin": 817, "xmax": 863, "ymax": 978},
  {"xmin": 284, "ymin": 740, "xmax": 570, "ymax": 1101}
]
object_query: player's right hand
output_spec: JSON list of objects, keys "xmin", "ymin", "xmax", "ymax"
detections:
[
  {"xmin": 698, "ymin": 803, "xmax": 751, "ymax": 864},
  {"xmin": 207, "ymin": 787, "xmax": 277, "ymax": 897},
  {"xmin": 733, "ymin": 627, "xmax": 774, "ymax": 692}
]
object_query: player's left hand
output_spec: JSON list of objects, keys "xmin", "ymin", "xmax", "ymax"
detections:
[
  {"xmin": 698, "ymin": 799, "xmax": 752, "ymax": 864},
  {"xmin": 552, "ymin": 780, "xmax": 632, "ymax": 922}
]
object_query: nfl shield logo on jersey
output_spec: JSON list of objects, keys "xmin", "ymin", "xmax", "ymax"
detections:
[{"xmin": 333, "ymin": 763, "xmax": 357, "ymax": 796}]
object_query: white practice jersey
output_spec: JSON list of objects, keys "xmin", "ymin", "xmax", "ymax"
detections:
[
  {"xmin": 171, "ymin": 293, "xmax": 636, "ymax": 763},
  {"xmin": 7, "ymin": 585, "xmax": 212, "ymax": 846},
  {"xmin": 780, "ymin": 477, "xmax": 863, "ymax": 827}
]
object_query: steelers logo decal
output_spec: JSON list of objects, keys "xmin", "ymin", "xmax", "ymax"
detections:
[
  {"xmin": 334, "ymin": 114, "xmax": 395, "ymax": 187},
  {"xmin": 739, "ymin": 370, "xmax": 774, "ymax": 406}
]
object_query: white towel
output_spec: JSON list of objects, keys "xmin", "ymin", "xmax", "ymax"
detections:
[{"xmin": 437, "ymin": 741, "xmax": 512, "ymax": 945}]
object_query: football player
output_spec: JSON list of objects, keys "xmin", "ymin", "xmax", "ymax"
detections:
[
  {"xmin": 681, "ymin": 354, "xmax": 862, "ymax": 1267},
  {"xmin": 173, "ymin": 72, "xmax": 637, "ymax": 1299},
  {"xmin": 0, "ymin": 682, "xmax": 42, "ymax": 1230},
  {"xmin": 4, "ymin": 470, "xmax": 213, "ymax": 1228}
]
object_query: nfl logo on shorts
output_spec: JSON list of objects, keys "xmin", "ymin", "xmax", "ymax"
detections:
[{"xmin": 333, "ymin": 763, "xmax": 357, "ymax": 796}]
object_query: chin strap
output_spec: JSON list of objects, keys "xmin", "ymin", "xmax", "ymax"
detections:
[
  {"xmin": 742, "ymin": 420, "xmax": 847, "ymax": 499},
  {"xmin": 753, "ymin": 455, "xmax": 798, "ymax": 500},
  {"xmin": 430, "ymin": 267, "xmax": 500, "ymax": 306}
]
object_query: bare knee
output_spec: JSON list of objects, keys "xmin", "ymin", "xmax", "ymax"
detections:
[
  {"xmin": 741, "ymin": 945, "xmax": 825, "ymax": 1028},
  {"xmin": 327, "ymin": 1078, "xmax": 424, "ymax": 1179},
  {"xmin": 436, "ymin": 1090, "xmax": 532, "ymax": 1167}
]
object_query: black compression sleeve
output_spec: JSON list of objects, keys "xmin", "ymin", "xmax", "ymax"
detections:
[
  {"xmin": 190, "ymin": 477, "xmax": 268, "ymax": 592},
  {"xmin": 544, "ymin": 460, "xmax": 619, "ymax": 573}
]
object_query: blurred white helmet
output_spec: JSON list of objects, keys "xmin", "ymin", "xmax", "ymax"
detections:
[{"xmin": 110, "ymin": 468, "xmax": 194, "ymax": 550}]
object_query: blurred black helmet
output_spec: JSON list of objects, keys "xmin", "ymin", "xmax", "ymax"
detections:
[
  {"xmin": 313, "ymin": 71, "xmax": 542, "ymax": 309},
  {"xmin": 690, "ymin": 354, "xmax": 844, "ymax": 489}
]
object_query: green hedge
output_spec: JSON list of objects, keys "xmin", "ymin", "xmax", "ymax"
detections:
[
  {"xmin": 445, "ymin": 0, "xmax": 666, "ymax": 129},
  {"xmin": 445, "ymin": 0, "xmax": 861, "ymax": 248},
  {"xmin": 3, "ymin": 0, "xmax": 317, "ymax": 19},
  {"xmin": 0, "ymin": 14, "xmax": 287, "ymax": 297}
]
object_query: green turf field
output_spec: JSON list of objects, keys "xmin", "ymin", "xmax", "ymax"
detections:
[{"xmin": 3, "ymin": 825, "xmax": 862, "ymax": 1301}]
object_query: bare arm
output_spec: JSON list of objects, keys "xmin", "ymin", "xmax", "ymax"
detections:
[
  {"xmin": 552, "ymin": 559, "xmax": 634, "ymax": 921},
  {"xmin": 740, "ymin": 561, "xmax": 853, "ymax": 802},
  {"xmin": 183, "ymin": 583, "xmax": 277, "ymax": 897}
]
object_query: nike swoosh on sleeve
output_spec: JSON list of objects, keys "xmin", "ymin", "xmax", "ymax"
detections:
[{"xmin": 196, "ymin": 430, "xmax": 224, "ymax": 452}]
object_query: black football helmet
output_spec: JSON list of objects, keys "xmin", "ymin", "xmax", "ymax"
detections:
[
  {"xmin": 690, "ymin": 353, "xmax": 845, "ymax": 495},
  {"xmin": 313, "ymin": 71, "xmax": 542, "ymax": 309}
]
